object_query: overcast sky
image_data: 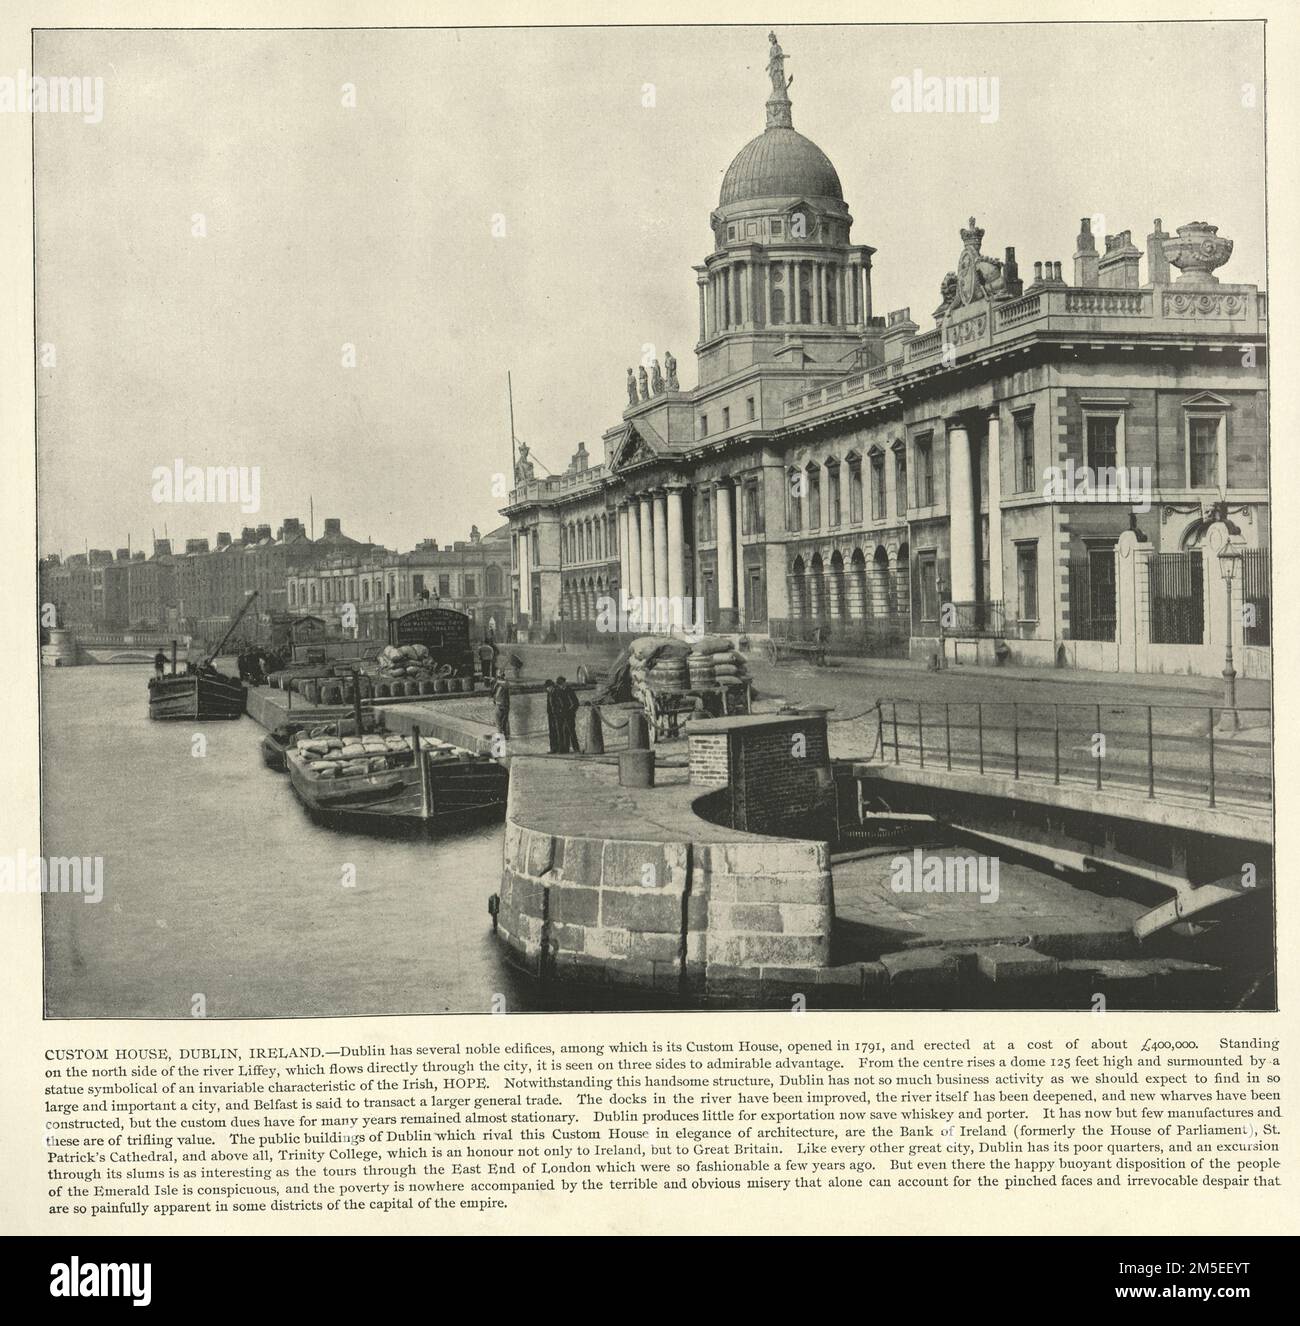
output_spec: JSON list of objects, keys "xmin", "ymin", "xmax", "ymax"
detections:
[{"xmin": 34, "ymin": 21, "xmax": 1266, "ymax": 557}]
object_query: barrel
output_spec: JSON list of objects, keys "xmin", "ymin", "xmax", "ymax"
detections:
[
  {"xmin": 618, "ymin": 749, "xmax": 655, "ymax": 788},
  {"xmin": 421, "ymin": 681, "xmax": 435, "ymax": 696},
  {"xmin": 434, "ymin": 678, "xmax": 448, "ymax": 694},
  {"xmin": 321, "ymin": 682, "xmax": 341, "ymax": 705},
  {"xmin": 303, "ymin": 681, "xmax": 320, "ymax": 704}
]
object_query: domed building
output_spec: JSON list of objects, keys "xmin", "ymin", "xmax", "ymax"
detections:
[{"xmin": 504, "ymin": 31, "xmax": 1268, "ymax": 685}]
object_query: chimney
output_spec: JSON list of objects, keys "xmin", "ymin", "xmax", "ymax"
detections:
[
  {"xmin": 279, "ymin": 518, "xmax": 304, "ymax": 540},
  {"xmin": 115, "ymin": 548, "xmax": 131, "ymax": 561},
  {"xmin": 89, "ymin": 549, "xmax": 113, "ymax": 566},
  {"xmin": 1003, "ymin": 247, "xmax": 1023, "ymax": 298},
  {"xmin": 322, "ymin": 517, "xmax": 341, "ymax": 537},
  {"xmin": 255, "ymin": 524, "xmax": 272, "ymax": 541},
  {"xmin": 184, "ymin": 538, "xmax": 209, "ymax": 555},
  {"xmin": 1074, "ymin": 217, "xmax": 1099, "ymax": 287},
  {"xmin": 1146, "ymin": 218, "xmax": 1171, "ymax": 285},
  {"xmin": 240, "ymin": 526, "xmax": 257, "ymax": 544},
  {"xmin": 133, "ymin": 551, "xmax": 145, "ymax": 561},
  {"xmin": 216, "ymin": 531, "xmax": 232, "ymax": 548},
  {"xmin": 1098, "ymin": 230, "xmax": 1142, "ymax": 289},
  {"xmin": 882, "ymin": 307, "xmax": 919, "ymax": 362},
  {"xmin": 153, "ymin": 538, "xmax": 172, "ymax": 557}
]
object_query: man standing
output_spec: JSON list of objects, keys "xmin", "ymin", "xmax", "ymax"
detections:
[
  {"xmin": 152, "ymin": 649, "xmax": 167, "ymax": 679},
  {"xmin": 556, "ymin": 675, "xmax": 580, "ymax": 754},
  {"xmin": 492, "ymin": 671, "xmax": 511, "ymax": 740},
  {"xmin": 544, "ymin": 679, "xmax": 562, "ymax": 753}
]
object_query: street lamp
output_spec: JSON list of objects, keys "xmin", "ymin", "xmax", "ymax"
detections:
[{"xmin": 1216, "ymin": 539, "xmax": 1241, "ymax": 733}]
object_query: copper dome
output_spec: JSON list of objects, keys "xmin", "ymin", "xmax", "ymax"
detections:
[{"xmin": 719, "ymin": 126, "xmax": 844, "ymax": 207}]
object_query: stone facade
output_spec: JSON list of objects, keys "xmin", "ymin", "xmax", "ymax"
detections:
[{"xmin": 502, "ymin": 34, "xmax": 1269, "ymax": 678}]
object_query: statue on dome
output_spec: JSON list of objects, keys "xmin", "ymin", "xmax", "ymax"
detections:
[
  {"xmin": 664, "ymin": 350, "xmax": 679, "ymax": 391},
  {"xmin": 650, "ymin": 358, "xmax": 664, "ymax": 394},
  {"xmin": 767, "ymin": 31, "xmax": 792, "ymax": 97},
  {"xmin": 637, "ymin": 366, "xmax": 649, "ymax": 401},
  {"xmin": 626, "ymin": 367, "xmax": 638, "ymax": 406}
]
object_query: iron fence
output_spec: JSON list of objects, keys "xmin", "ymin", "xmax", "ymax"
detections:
[
  {"xmin": 1067, "ymin": 555, "xmax": 1117, "ymax": 642},
  {"xmin": 1148, "ymin": 551, "xmax": 1204, "ymax": 645},
  {"xmin": 873, "ymin": 698, "xmax": 1271, "ymax": 811},
  {"xmin": 768, "ymin": 615, "xmax": 911, "ymax": 658},
  {"xmin": 1241, "ymin": 548, "xmax": 1272, "ymax": 648}
]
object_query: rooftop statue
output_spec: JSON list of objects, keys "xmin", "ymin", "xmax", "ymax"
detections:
[
  {"xmin": 637, "ymin": 365, "xmax": 649, "ymax": 401},
  {"xmin": 664, "ymin": 350, "xmax": 679, "ymax": 391},
  {"xmin": 650, "ymin": 359, "xmax": 664, "ymax": 394},
  {"xmin": 767, "ymin": 31, "xmax": 792, "ymax": 97},
  {"xmin": 626, "ymin": 367, "xmax": 638, "ymax": 406}
]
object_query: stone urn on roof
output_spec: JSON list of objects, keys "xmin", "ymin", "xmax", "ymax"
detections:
[{"xmin": 1164, "ymin": 221, "xmax": 1233, "ymax": 285}]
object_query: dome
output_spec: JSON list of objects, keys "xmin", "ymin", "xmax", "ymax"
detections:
[{"xmin": 719, "ymin": 126, "xmax": 843, "ymax": 207}]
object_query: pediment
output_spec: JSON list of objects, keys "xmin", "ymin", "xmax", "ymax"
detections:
[
  {"xmin": 611, "ymin": 420, "xmax": 664, "ymax": 472},
  {"xmin": 1182, "ymin": 391, "xmax": 1232, "ymax": 409}
]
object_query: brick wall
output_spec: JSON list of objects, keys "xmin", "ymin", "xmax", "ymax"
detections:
[{"xmin": 689, "ymin": 733, "xmax": 729, "ymax": 786}]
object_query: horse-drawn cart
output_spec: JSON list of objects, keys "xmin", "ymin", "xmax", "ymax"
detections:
[{"xmin": 637, "ymin": 677, "xmax": 753, "ymax": 742}]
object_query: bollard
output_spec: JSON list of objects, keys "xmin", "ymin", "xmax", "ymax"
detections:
[
  {"xmin": 618, "ymin": 748, "xmax": 655, "ymax": 788},
  {"xmin": 626, "ymin": 708, "xmax": 650, "ymax": 750},
  {"xmin": 586, "ymin": 705, "xmax": 605, "ymax": 755}
]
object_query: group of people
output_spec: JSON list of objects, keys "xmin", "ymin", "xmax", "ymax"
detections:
[{"xmin": 488, "ymin": 672, "xmax": 582, "ymax": 753}]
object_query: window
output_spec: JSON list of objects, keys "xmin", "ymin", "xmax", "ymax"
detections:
[
  {"xmin": 412, "ymin": 574, "xmax": 425, "ymax": 597},
  {"xmin": 1189, "ymin": 416, "xmax": 1220, "ymax": 488},
  {"xmin": 826, "ymin": 462, "xmax": 841, "ymax": 527},
  {"xmin": 771, "ymin": 218, "xmax": 784, "ymax": 238},
  {"xmin": 806, "ymin": 465, "xmax": 821, "ymax": 529},
  {"xmin": 870, "ymin": 453, "xmax": 886, "ymax": 520},
  {"xmin": 532, "ymin": 530, "xmax": 540, "ymax": 564},
  {"xmin": 770, "ymin": 270, "xmax": 785, "ymax": 325},
  {"xmin": 915, "ymin": 434, "xmax": 935, "ymax": 505},
  {"xmin": 741, "ymin": 477, "xmax": 764, "ymax": 535},
  {"xmin": 746, "ymin": 396, "xmax": 756, "ymax": 421},
  {"xmin": 894, "ymin": 445, "xmax": 908, "ymax": 515},
  {"xmin": 1015, "ymin": 411, "xmax": 1035, "ymax": 493},
  {"xmin": 699, "ymin": 414, "xmax": 708, "ymax": 437},
  {"xmin": 463, "ymin": 574, "xmax": 476, "ymax": 597},
  {"xmin": 919, "ymin": 553, "xmax": 939, "ymax": 622},
  {"xmin": 1016, "ymin": 543, "xmax": 1039, "ymax": 621},
  {"xmin": 486, "ymin": 565, "xmax": 501, "ymax": 596},
  {"xmin": 787, "ymin": 468, "xmax": 802, "ymax": 532},
  {"xmin": 722, "ymin": 406, "xmax": 731, "ymax": 430},
  {"xmin": 848, "ymin": 457, "xmax": 864, "ymax": 524},
  {"xmin": 438, "ymin": 574, "xmax": 451, "ymax": 597},
  {"xmin": 698, "ymin": 486, "xmax": 715, "ymax": 542},
  {"xmin": 1086, "ymin": 416, "xmax": 1118, "ymax": 472}
]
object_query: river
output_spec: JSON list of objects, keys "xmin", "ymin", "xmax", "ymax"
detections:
[{"xmin": 39, "ymin": 665, "xmax": 543, "ymax": 1019}]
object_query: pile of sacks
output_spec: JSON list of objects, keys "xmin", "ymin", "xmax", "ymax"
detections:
[
  {"xmin": 295, "ymin": 730, "xmax": 415, "ymax": 779},
  {"xmin": 687, "ymin": 635, "xmax": 750, "ymax": 689},
  {"xmin": 628, "ymin": 636, "xmax": 692, "ymax": 693},
  {"xmin": 377, "ymin": 643, "xmax": 444, "ymax": 681}
]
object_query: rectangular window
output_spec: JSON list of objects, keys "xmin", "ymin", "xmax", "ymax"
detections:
[
  {"xmin": 806, "ymin": 468, "xmax": 821, "ymax": 529},
  {"xmin": 1086, "ymin": 416, "xmax": 1118, "ymax": 472},
  {"xmin": 1189, "ymin": 416, "xmax": 1220, "ymax": 488},
  {"xmin": 849, "ymin": 460, "xmax": 864, "ymax": 524},
  {"xmin": 412, "ymin": 574, "xmax": 425, "ymax": 597},
  {"xmin": 870, "ymin": 456, "xmax": 886, "ymax": 520},
  {"xmin": 463, "ymin": 574, "xmax": 476, "ymax": 597},
  {"xmin": 916, "ymin": 434, "xmax": 935, "ymax": 505},
  {"xmin": 746, "ymin": 396, "xmax": 756, "ymax": 421},
  {"xmin": 438, "ymin": 574, "xmax": 451, "ymax": 597},
  {"xmin": 827, "ymin": 465, "xmax": 841, "ymax": 527},
  {"xmin": 894, "ymin": 448, "xmax": 908, "ymax": 515},
  {"xmin": 919, "ymin": 554, "xmax": 939, "ymax": 622},
  {"xmin": 787, "ymin": 471, "xmax": 802, "ymax": 533},
  {"xmin": 1016, "ymin": 543, "xmax": 1039, "ymax": 621},
  {"xmin": 771, "ymin": 219, "xmax": 783, "ymax": 238},
  {"xmin": 722, "ymin": 406, "xmax": 731, "ymax": 430},
  {"xmin": 740, "ymin": 477, "xmax": 764, "ymax": 536},
  {"xmin": 699, "ymin": 414, "xmax": 708, "ymax": 437},
  {"xmin": 1015, "ymin": 411, "xmax": 1036, "ymax": 493}
]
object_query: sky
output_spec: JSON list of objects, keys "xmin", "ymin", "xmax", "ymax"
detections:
[{"xmin": 33, "ymin": 21, "xmax": 1266, "ymax": 557}]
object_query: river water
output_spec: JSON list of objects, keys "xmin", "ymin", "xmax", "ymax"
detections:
[{"xmin": 40, "ymin": 665, "xmax": 540, "ymax": 1019}]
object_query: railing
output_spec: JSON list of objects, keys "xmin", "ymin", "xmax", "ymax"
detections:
[
  {"xmin": 995, "ymin": 292, "xmax": 1043, "ymax": 328},
  {"xmin": 929, "ymin": 600, "xmax": 1005, "ymax": 637},
  {"xmin": 873, "ymin": 699, "xmax": 1271, "ymax": 811},
  {"xmin": 1067, "ymin": 556, "xmax": 1116, "ymax": 642},
  {"xmin": 908, "ymin": 329, "xmax": 942, "ymax": 358},
  {"xmin": 769, "ymin": 615, "xmax": 910, "ymax": 658},
  {"xmin": 1149, "ymin": 552, "xmax": 1204, "ymax": 646},
  {"xmin": 1241, "ymin": 549, "xmax": 1272, "ymax": 647}
]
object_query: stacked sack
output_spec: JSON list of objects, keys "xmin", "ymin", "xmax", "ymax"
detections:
[
  {"xmin": 295, "ymin": 730, "xmax": 414, "ymax": 779},
  {"xmin": 376, "ymin": 643, "xmax": 440, "ymax": 682},
  {"xmin": 688, "ymin": 635, "xmax": 750, "ymax": 690},
  {"xmin": 627, "ymin": 636, "xmax": 691, "ymax": 694}
]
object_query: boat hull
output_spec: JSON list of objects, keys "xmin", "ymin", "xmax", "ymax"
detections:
[
  {"xmin": 285, "ymin": 749, "xmax": 508, "ymax": 835},
  {"xmin": 148, "ymin": 672, "xmax": 247, "ymax": 720}
]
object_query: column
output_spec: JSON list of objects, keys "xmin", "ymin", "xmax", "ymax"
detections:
[
  {"xmin": 716, "ymin": 482, "xmax": 737, "ymax": 630},
  {"xmin": 666, "ymin": 485, "xmax": 686, "ymax": 629},
  {"xmin": 652, "ymin": 490, "xmax": 669, "ymax": 627},
  {"xmin": 617, "ymin": 504, "xmax": 631, "ymax": 611},
  {"xmin": 639, "ymin": 493, "xmax": 656, "ymax": 626},
  {"xmin": 947, "ymin": 420, "xmax": 976, "ymax": 604},
  {"xmin": 517, "ymin": 527, "xmax": 531, "ymax": 624},
  {"xmin": 787, "ymin": 261, "xmax": 797, "ymax": 323},
  {"xmin": 627, "ymin": 499, "xmax": 643, "ymax": 625},
  {"xmin": 698, "ymin": 282, "xmax": 707, "ymax": 341},
  {"xmin": 738, "ymin": 262, "xmax": 749, "ymax": 326},
  {"xmin": 986, "ymin": 412, "xmax": 1004, "ymax": 606}
]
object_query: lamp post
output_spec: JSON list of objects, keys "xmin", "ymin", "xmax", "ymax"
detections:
[{"xmin": 1216, "ymin": 540, "xmax": 1241, "ymax": 734}]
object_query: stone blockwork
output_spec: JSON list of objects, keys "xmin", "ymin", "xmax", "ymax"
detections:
[{"xmin": 495, "ymin": 762, "xmax": 835, "ymax": 998}]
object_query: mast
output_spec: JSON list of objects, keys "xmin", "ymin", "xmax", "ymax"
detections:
[
  {"xmin": 508, "ymin": 371, "xmax": 517, "ymax": 487},
  {"xmin": 204, "ymin": 590, "xmax": 259, "ymax": 665}
]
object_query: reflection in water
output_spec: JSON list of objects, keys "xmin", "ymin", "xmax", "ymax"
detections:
[{"xmin": 40, "ymin": 667, "xmax": 540, "ymax": 1018}]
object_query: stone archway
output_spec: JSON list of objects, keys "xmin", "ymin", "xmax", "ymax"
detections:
[
  {"xmin": 828, "ymin": 550, "xmax": 846, "ymax": 620},
  {"xmin": 809, "ymin": 553, "xmax": 827, "ymax": 619},
  {"xmin": 789, "ymin": 555, "xmax": 807, "ymax": 619},
  {"xmin": 848, "ymin": 548, "xmax": 868, "ymax": 618}
]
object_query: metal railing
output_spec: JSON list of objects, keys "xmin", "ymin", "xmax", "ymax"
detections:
[
  {"xmin": 873, "ymin": 699, "xmax": 1272, "ymax": 811},
  {"xmin": 769, "ymin": 615, "xmax": 910, "ymax": 658}
]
